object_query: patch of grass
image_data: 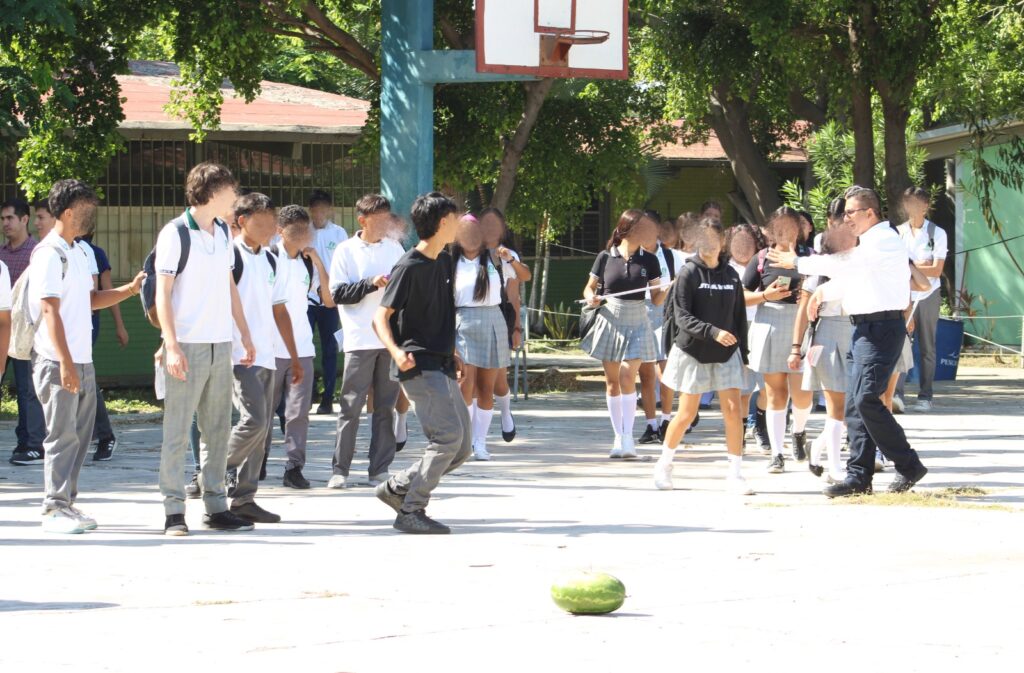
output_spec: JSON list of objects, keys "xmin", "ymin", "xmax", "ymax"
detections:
[
  {"xmin": 194, "ymin": 599, "xmax": 236, "ymax": 606},
  {"xmin": 0, "ymin": 386, "xmax": 160, "ymax": 420},
  {"xmin": 833, "ymin": 487, "xmax": 1011, "ymax": 511},
  {"xmin": 300, "ymin": 590, "xmax": 348, "ymax": 599}
]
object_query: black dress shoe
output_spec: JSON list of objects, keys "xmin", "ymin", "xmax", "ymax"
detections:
[
  {"xmin": 689, "ymin": 412, "xmax": 700, "ymax": 431},
  {"xmin": 394, "ymin": 509, "xmax": 450, "ymax": 535},
  {"xmin": 792, "ymin": 431, "xmax": 807, "ymax": 462},
  {"xmin": 283, "ymin": 467, "xmax": 311, "ymax": 489},
  {"xmin": 824, "ymin": 479, "xmax": 873, "ymax": 499},
  {"xmin": 315, "ymin": 402, "xmax": 334, "ymax": 416},
  {"xmin": 395, "ymin": 440, "xmax": 407, "ymax": 453},
  {"xmin": 501, "ymin": 419, "xmax": 516, "ymax": 443},
  {"xmin": 887, "ymin": 464, "xmax": 928, "ymax": 494},
  {"xmin": 259, "ymin": 450, "xmax": 269, "ymax": 481},
  {"xmin": 638, "ymin": 425, "xmax": 660, "ymax": 444},
  {"xmin": 203, "ymin": 510, "xmax": 255, "ymax": 531},
  {"xmin": 808, "ymin": 463, "xmax": 824, "ymax": 477},
  {"xmin": 230, "ymin": 502, "xmax": 281, "ymax": 524}
]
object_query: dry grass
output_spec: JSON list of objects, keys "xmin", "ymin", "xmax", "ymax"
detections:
[{"xmin": 833, "ymin": 487, "xmax": 1013, "ymax": 512}]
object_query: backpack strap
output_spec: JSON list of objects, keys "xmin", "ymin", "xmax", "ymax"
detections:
[
  {"xmin": 594, "ymin": 251, "xmax": 609, "ymax": 295},
  {"xmin": 232, "ymin": 246, "xmax": 244, "ymax": 285},
  {"xmin": 757, "ymin": 247, "xmax": 769, "ymax": 275},
  {"xmin": 265, "ymin": 248, "xmax": 277, "ymax": 275},
  {"xmin": 661, "ymin": 243, "xmax": 676, "ymax": 280},
  {"xmin": 927, "ymin": 220, "xmax": 936, "ymax": 250},
  {"xmin": 173, "ymin": 217, "xmax": 192, "ymax": 276}
]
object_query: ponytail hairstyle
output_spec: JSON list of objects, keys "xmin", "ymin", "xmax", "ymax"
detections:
[
  {"xmin": 765, "ymin": 206, "xmax": 803, "ymax": 246},
  {"xmin": 607, "ymin": 208, "xmax": 647, "ymax": 250},
  {"xmin": 827, "ymin": 196, "xmax": 846, "ymax": 225},
  {"xmin": 451, "ymin": 214, "xmax": 491, "ymax": 303}
]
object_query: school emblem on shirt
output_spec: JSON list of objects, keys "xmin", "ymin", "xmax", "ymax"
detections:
[
  {"xmin": 328, "ymin": 241, "xmax": 337, "ymax": 251},
  {"xmin": 641, "ymin": 268, "xmax": 648, "ymax": 278},
  {"xmin": 304, "ymin": 273, "xmax": 311, "ymax": 287},
  {"xmin": 268, "ymin": 271, "xmax": 276, "ymax": 285}
]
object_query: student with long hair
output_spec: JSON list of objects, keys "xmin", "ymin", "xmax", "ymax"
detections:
[
  {"xmin": 727, "ymin": 223, "xmax": 767, "ymax": 451},
  {"xmin": 582, "ymin": 210, "xmax": 664, "ymax": 459},
  {"xmin": 654, "ymin": 219, "xmax": 753, "ymax": 494},
  {"xmin": 743, "ymin": 207, "xmax": 814, "ymax": 473}
]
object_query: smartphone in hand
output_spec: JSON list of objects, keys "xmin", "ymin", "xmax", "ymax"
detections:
[{"xmin": 776, "ymin": 276, "xmax": 792, "ymax": 290}]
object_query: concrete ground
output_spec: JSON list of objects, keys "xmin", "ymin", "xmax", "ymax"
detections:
[{"xmin": 1, "ymin": 364, "xmax": 1022, "ymax": 672}]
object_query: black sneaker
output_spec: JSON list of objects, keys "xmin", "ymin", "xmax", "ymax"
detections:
[
  {"xmin": 689, "ymin": 412, "xmax": 700, "ymax": 431},
  {"xmin": 230, "ymin": 501, "xmax": 281, "ymax": 524},
  {"xmin": 753, "ymin": 411, "xmax": 771, "ymax": 455},
  {"xmin": 658, "ymin": 420, "xmax": 669, "ymax": 442},
  {"xmin": 791, "ymin": 431, "xmax": 807, "ymax": 462},
  {"xmin": 185, "ymin": 471, "xmax": 201, "ymax": 499},
  {"xmin": 824, "ymin": 479, "xmax": 873, "ymax": 499},
  {"xmin": 283, "ymin": 467, "xmax": 311, "ymax": 490},
  {"xmin": 375, "ymin": 481, "xmax": 405, "ymax": 514},
  {"xmin": 395, "ymin": 439, "xmax": 407, "ymax": 453},
  {"xmin": 202, "ymin": 510, "xmax": 255, "ymax": 531},
  {"xmin": 767, "ymin": 454, "xmax": 785, "ymax": 474},
  {"xmin": 638, "ymin": 425, "xmax": 660, "ymax": 444},
  {"xmin": 315, "ymin": 402, "xmax": 334, "ymax": 416},
  {"xmin": 164, "ymin": 514, "xmax": 189, "ymax": 536},
  {"xmin": 808, "ymin": 462, "xmax": 824, "ymax": 477},
  {"xmin": 9, "ymin": 447, "xmax": 44, "ymax": 465},
  {"xmin": 93, "ymin": 437, "xmax": 117, "ymax": 462},
  {"xmin": 887, "ymin": 464, "xmax": 928, "ymax": 494},
  {"xmin": 226, "ymin": 470, "xmax": 238, "ymax": 498},
  {"xmin": 394, "ymin": 509, "xmax": 450, "ymax": 535}
]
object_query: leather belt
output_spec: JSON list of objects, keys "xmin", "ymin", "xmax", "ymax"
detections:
[{"xmin": 850, "ymin": 310, "xmax": 903, "ymax": 325}]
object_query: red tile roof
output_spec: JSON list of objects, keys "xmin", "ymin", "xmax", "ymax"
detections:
[{"xmin": 656, "ymin": 121, "xmax": 807, "ymax": 163}]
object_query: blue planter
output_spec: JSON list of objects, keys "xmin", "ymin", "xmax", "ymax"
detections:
[{"xmin": 907, "ymin": 317, "xmax": 964, "ymax": 383}]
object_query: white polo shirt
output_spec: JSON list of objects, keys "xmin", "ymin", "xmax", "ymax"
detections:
[
  {"xmin": 0, "ymin": 260, "xmax": 12, "ymax": 311},
  {"xmin": 897, "ymin": 220, "xmax": 947, "ymax": 301},
  {"xmin": 308, "ymin": 221, "xmax": 348, "ymax": 305},
  {"xmin": 28, "ymin": 234, "xmax": 94, "ymax": 364},
  {"xmin": 273, "ymin": 250, "xmax": 316, "ymax": 359},
  {"xmin": 454, "ymin": 254, "xmax": 513, "ymax": 308},
  {"xmin": 155, "ymin": 212, "xmax": 235, "ymax": 344},
  {"xmin": 233, "ymin": 239, "xmax": 288, "ymax": 369},
  {"xmin": 328, "ymin": 232, "xmax": 405, "ymax": 352}
]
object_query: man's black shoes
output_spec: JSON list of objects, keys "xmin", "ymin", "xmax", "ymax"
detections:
[
  {"xmin": 888, "ymin": 464, "xmax": 928, "ymax": 494},
  {"xmin": 824, "ymin": 479, "xmax": 873, "ymax": 499},
  {"xmin": 394, "ymin": 509, "xmax": 450, "ymax": 535}
]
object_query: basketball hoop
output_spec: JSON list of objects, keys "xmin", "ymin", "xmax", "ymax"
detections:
[{"xmin": 539, "ymin": 29, "xmax": 610, "ymax": 67}]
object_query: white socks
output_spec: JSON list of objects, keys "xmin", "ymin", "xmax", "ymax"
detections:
[
  {"xmin": 620, "ymin": 393, "xmax": 638, "ymax": 439},
  {"xmin": 659, "ymin": 443, "xmax": 676, "ymax": 463},
  {"xmin": 727, "ymin": 453, "xmax": 743, "ymax": 478},
  {"xmin": 606, "ymin": 394, "xmax": 623, "ymax": 437},
  {"xmin": 495, "ymin": 393, "xmax": 514, "ymax": 433},
  {"xmin": 661, "ymin": 413, "xmax": 672, "ymax": 425},
  {"xmin": 767, "ymin": 409, "xmax": 787, "ymax": 457},
  {"xmin": 808, "ymin": 432, "xmax": 826, "ymax": 466},
  {"xmin": 825, "ymin": 418, "xmax": 845, "ymax": 475},
  {"xmin": 467, "ymin": 401, "xmax": 477, "ymax": 427},
  {"xmin": 792, "ymin": 405, "xmax": 812, "ymax": 434},
  {"xmin": 394, "ymin": 411, "xmax": 408, "ymax": 443},
  {"xmin": 473, "ymin": 406, "xmax": 495, "ymax": 445},
  {"xmin": 647, "ymin": 418, "xmax": 659, "ymax": 431}
]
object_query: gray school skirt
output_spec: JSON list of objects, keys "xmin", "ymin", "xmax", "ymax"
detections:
[
  {"xmin": 894, "ymin": 332, "xmax": 914, "ymax": 375},
  {"xmin": 581, "ymin": 298, "xmax": 659, "ymax": 363},
  {"xmin": 747, "ymin": 302, "xmax": 802, "ymax": 375},
  {"xmin": 455, "ymin": 305, "xmax": 511, "ymax": 369},
  {"xmin": 802, "ymin": 315, "xmax": 854, "ymax": 393},
  {"xmin": 646, "ymin": 299, "xmax": 666, "ymax": 362},
  {"xmin": 662, "ymin": 346, "xmax": 748, "ymax": 395}
]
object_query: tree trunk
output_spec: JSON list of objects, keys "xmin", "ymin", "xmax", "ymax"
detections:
[
  {"xmin": 490, "ymin": 79, "xmax": 555, "ymax": 213},
  {"xmin": 708, "ymin": 89, "xmax": 781, "ymax": 223},
  {"xmin": 527, "ymin": 220, "xmax": 544, "ymax": 330},
  {"xmin": 847, "ymin": 15, "xmax": 874, "ymax": 189},
  {"xmin": 878, "ymin": 87, "xmax": 912, "ymax": 218}
]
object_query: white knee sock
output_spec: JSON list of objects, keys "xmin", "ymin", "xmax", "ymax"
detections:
[
  {"xmin": 767, "ymin": 409, "xmax": 787, "ymax": 457},
  {"xmin": 495, "ymin": 392, "xmax": 514, "ymax": 433},
  {"xmin": 620, "ymin": 393, "xmax": 638, "ymax": 439},
  {"xmin": 727, "ymin": 453, "xmax": 743, "ymax": 478},
  {"xmin": 659, "ymin": 442, "xmax": 676, "ymax": 463},
  {"xmin": 473, "ymin": 406, "xmax": 494, "ymax": 445},
  {"xmin": 792, "ymin": 405, "xmax": 812, "ymax": 434},
  {"xmin": 661, "ymin": 413, "xmax": 672, "ymax": 424},
  {"xmin": 606, "ymin": 395, "xmax": 623, "ymax": 437},
  {"xmin": 808, "ymin": 432, "xmax": 826, "ymax": 467},
  {"xmin": 825, "ymin": 418, "xmax": 844, "ymax": 475},
  {"xmin": 394, "ymin": 411, "xmax": 408, "ymax": 443},
  {"xmin": 467, "ymin": 401, "xmax": 477, "ymax": 428}
]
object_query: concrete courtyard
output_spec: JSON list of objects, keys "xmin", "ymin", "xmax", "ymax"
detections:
[{"xmin": 1, "ymin": 363, "xmax": 1022, "ymax": 672}]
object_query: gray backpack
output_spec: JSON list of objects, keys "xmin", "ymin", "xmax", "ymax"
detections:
[{"xmin": 9, "ymin": 244, "xmax": 68, "ymax": 360}]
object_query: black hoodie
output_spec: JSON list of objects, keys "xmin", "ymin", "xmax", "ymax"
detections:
[{"xmin": 663, "ymin": 255, "xmax": 749, "ymax": 364}]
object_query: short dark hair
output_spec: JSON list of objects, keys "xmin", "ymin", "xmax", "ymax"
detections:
[
  {"xmin": 309, "ymin": 189, "xmax": 333, "ymax": 208},
  {"xmin": 410, "ymin": 192, "xmax": 458, "ymax": 240},
  {"xmin": 700, "ymin": 199, "xmax": 723, "ymax": 215},
  {"xmin": 1, "ymin": 197, "xmax": 30, "ymax": 219},
  {"xmin": 48, "ymin": 180, "xmax": 99, "ymax": 219},
  {"xmin": 355, "ymin": 193, "xmax": 391, "ymax": 217},
  {"xmin": 845, "ymin": 187, "xmax": 882, "ymax": 218},
  {"xmin": 903, "ymin": 186, "xmax": 930, "ymax": 202},
  {"xmin": 33, "ymin": 199, "xmax": 51, "ymax": 214},
  {"xmin": 278, "ymin": 204, "xmax": 311, "ymax": 230},
  {"xmin": 186, "ymin": 162, "xmax": 237, "ymax": 207},
  {"xmin": 233, "ymin": 192, "xmax": 274, "ymax": 222}
]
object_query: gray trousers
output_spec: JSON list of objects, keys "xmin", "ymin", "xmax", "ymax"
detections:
[
  {"xmin": 897, "ymin": 290, "xmax": 941, "ymax": 401},
  {"xmin": 158, "ymin": 342, "xmax": 233, "ymax": 516},
  {"xmin": 263, "ymin": 357, "xmax": 314, "ymax": 470},
  {"xmin": 391, "ymin": 369, "xmax": 471, "ymax": 513},
  {"xmin": 333, "ymin": 349, "xmax": 400, "ymax": 477},
  {"xmin": 33, "ymin": 358, "xmax": 97, "ymax": 512},
  {"xmin": 226, "ymin": 365, "xmax": 275, "ymax": 506}
]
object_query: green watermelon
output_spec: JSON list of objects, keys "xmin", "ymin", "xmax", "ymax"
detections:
[{"xmin": 551, "ymin": 572, "xmax": 626, "ymax": 615}]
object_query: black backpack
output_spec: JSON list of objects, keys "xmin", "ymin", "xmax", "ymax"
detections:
[
  {"xmin": 140, "ymin": 215, "xmax": 230, "ymax": 329},
  {"xmin": 268, "ymin": 243, "xmax": 314, "ymax": 292},
  {"xmin": 232, "ymin": 244, "xmax": 277, "ymax": 285}
]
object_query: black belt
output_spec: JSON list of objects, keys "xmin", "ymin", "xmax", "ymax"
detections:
[{"xmin": 850, "ymin": 310, "xmax": 903, "ymax": 325}]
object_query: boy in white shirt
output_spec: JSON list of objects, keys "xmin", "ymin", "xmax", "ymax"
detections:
[
  {"xmin": 225, "ymin": 194, "xmax": 302, "ymax": 523},
  {"xmin": 29, "ymin": 180, "xmax": 143, "ymax": 533},
  {"xmin": 307, "ymin": 189, "xmax": 349, "ymax": 415},
  {"xmin": 328, "ymin": 194, "xmax": 405, "ymax": 489}
]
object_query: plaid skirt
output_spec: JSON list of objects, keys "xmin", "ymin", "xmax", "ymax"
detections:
[
  {"xmin": 581, "ymin": 298, "xmax": 659, "ymax": 363},
  {"xmin": 663, "ymin": 346, "xmax": 748, "ymax": 395},
  {"xmin": 455, "ymin": 305, "xmax": 511, "ymax": 369},
  {"xmin": 748, "ymin": 302, "xmax": 802, "ymax": 374},
  {"xmin": 802, "ymin": 315, "xmax": 853, "ymax": 393},
  {"xmin": 895, "ymin": 333, "xmax": 914, "ymax": 375},
  {"xmin": 646, "ymin": 299, "xmax": 666, "ymax": 362}
]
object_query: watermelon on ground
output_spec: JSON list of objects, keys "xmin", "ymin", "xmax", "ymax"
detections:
[{"xmin": 550, "ymin": 572, "xmax": 626, "ymax": 615}]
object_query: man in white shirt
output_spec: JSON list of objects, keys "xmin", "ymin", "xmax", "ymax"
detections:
[
  {"xmin": 328, "ymin": 194, "xmax": 405, "ymax": 489},
  {"xmin": 895, "ymin": 187, "xmax": 947, "ymax": 412},
  {"xmin": 769, "ymin": 187, "xmax": 927, "ymax": 498},
  {"xmin": 155, "ymin": 163, "xmax": 256, "ymax": 536},
  {"xmin": 307, "ymin": 189, "xmax": 349, "ymax": 415},
  {"xmin": 28, "ymin": 180, "xmax": 143, "ymax": 533}
]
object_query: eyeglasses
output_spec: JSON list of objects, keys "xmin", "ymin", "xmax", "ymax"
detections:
[{"xmin": 843, "ymin": 207, "xmax": 870, "ymax": 219}]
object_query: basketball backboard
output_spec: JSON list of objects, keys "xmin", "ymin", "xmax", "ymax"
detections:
[{"xmin": 476, "ymin": 0, "xmax": 629, "ymax": 80}]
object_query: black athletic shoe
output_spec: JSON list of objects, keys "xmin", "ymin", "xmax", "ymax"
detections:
[
  {"xmin": 230, "ymin": 502, "xmax": 281, "ymax": 524},
  {"xmin": 887, "ymin": 464, "xmax": 928, "ymax": 494},
  {"xmin": 315, "ymin": 402, "xmax": 334, "ymax": 416},
  {"xmin": 278, "ymin": 413, "xmax": 286, "ymax": 436},
  {"xmin": 9, "ymin": 447, "xmax": 44, "ymax": 465},
  {"xmin": 753, "ymin": 411, "xmax": 771, "ymax": 455},
  {"xmin": 203, "ymin": 510, "xmax": 255, "ymax": 531},
  {"xmin": 689, "ymin": 412, "xmax": 700, "ymax": 431},
  {"xmin": 659, "ymin": 420, "xmax": 669, "ymax": 443},
  {"xmin": 394, "ymin": 509, "xmax": 450, "ymax": 535},
  {"xmin": 93, "ymin": 437, "xmax": 117, "ymax": 462},
  {"xmin": 283, "ymin": 467, "xmax": 311, "ymax": 490},
  {"xmin": 639, "ymin": 425, "xmax": 660, "ymax": 444},
  {"xmin": 164, "ymin": 514, "xmax": 189, "ymax": 536},
  {"xmin": 824, "ymin": 479, "xmax": 872, "ymax": 499},
  {"xmin": 185, "ymin": 471, "xmax": 201, "ymax": 499},
  {"xmin": 501, "ymin": 418, "xmax": 516, "ymax": 443},
  {"xmin": 767, "ymin": 455, "xmax": 785, "ymax": 474},
  {"xmin": 808, "ymin": 463, "xmax": 824, "ymax": 477},
  {"xmin": 792, "ymin": 431, "xmax": 807, "ymax": 462},
  {"xmin": 375, "ymin": 481, "xmax": 405, "ymax": 514},
  {"xmin": 226, "ymin": 470, "xmax": 238, "ymax": 498},
  {"xmin": 395, "ymin": 440, "xmax": 407, "ymax": 453}
]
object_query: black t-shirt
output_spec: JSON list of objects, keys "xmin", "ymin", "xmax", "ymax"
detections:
[
  {"xmin": 379, "ymin": 248, "xmax": 456, "ymax": 380},
  {"xmin": 590, "ymin": 247, "xmax": 661, "ymax": 301},
  {"xmin": 742, "ymin": 246, "xmax": 811, "ymax": 306}
]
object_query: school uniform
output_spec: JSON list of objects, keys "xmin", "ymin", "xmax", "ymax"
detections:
[
  {"xmin": 895, "ymin": 220, "xmax": 947, "ymax": 402},
  {"xmin": 454, "ymin": 252, "xmax": 513, "ymax": 369},
  {"xmin": 800, "ymin": 276, "xmax": 854, "ymax": 393},
  {"xmin": 581, "ymin": 247, "xmax": 661, "ymax": 362},
  {"xmin": 307, "ymin": 221, "xmax": 349, "ymax": 405},
  {"xmin": 743, "ymin": 247, "xmax": 810, "ymax": 374},
  {"xmin": 646, "ymin": 244, "xmax": 686, "ymax": 362}
]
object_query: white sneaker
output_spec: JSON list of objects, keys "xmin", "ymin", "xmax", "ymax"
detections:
[
  {"xmin": 726, "ymin": 475, "xmax": 756, "ymax": 496},
  {"xmin": 327, "ymin": 474, "xmax": 348, "ymax": 489},
  {"xmin": 621, "ymin": 435, "xmax": 638, "ymax": 460},
  {"xmin": 472, "ymin": 439, "xmax": 491, "ymax": 462},
  {"xmin": 892, "ymin": 396, "xmax": 906, "ymax": 414},
  {"xmin": 653, "ymin": 460, "xmax": 674, "ymax": 490},
  {"xmin": 911, "ymin": 400, "xmax": 933, "ymax": 413},
  {"xmin": 609, "ymin": 435, "xmax": 624, "ymax": 459},
  {"xmin": 874, "ymin": 450, "xmax": 885, "ymax": 472},
  {"xmin": 42, "ymin": 507, "xmax": 86, "ymax": 534},
  {"xmin": 368, "ymin": 472, "xmax": 390, "ymax": 487},
  {"xmin": 67, "ymin": 505, "xmax": 97, "ymax": 530}
]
